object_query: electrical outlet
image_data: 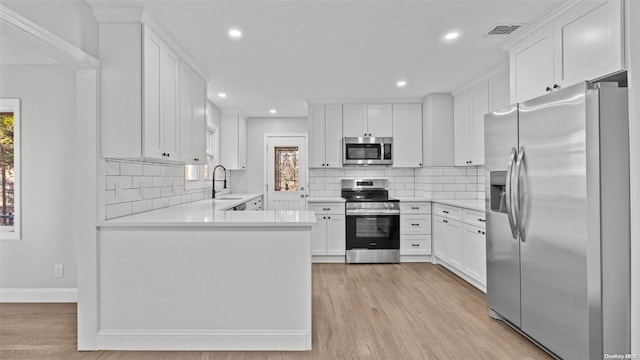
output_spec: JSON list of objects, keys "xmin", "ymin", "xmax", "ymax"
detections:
[{"xmin": 54, "ymin": 264, "xmax": 64, "ymax": 278}]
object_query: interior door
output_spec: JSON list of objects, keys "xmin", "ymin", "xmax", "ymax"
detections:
[{"xmin": 266, "ymin": 136, "xmax": 307, "ymax": 210}]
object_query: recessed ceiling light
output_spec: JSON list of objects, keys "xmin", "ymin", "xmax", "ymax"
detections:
[
  {"xmin": 445, "ymin": 32, "xmax": 460, "ymax": 40},
  {"xmin": 396, "ymin": 80, "xmax": 407, "ymax": 87},
  {"xmin": 228, "ymin": 29, "xmax": 242, "ymax": 39},
  {"xmin": 269, "ymin": 109, "xmax": 277, "ymax": 114},
  {"xmin": 218, "ymin": 93, "xmax": 227, "ymax": 98}
]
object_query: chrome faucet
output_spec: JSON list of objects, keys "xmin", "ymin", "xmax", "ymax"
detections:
[{"xmin": 212, "ymin": 165, "xmax": 227, "ymax": 198}]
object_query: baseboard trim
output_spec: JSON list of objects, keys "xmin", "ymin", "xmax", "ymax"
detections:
[
  {"xmin": 96, "ymin": 330, "xmax": 311, "ymax": 351},
  {"xmin": 0, "ymin": 288, "xmax": 78, "ymax": 303}
]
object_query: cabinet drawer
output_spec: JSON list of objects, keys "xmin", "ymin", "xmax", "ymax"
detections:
[
  {"xmin": 308, "ymin": 203, "xmax": 345, "ymax": 215},
  {"xmin": 463, "ymin": 209, "xmax": 486, "ymax": 228},
  {"xmin": 433, "ymin": 204, "xmax": 462, "ymax": 221},
  {"xmin": 401, "ymin": 235, "xmax": 431, "ymax": 255},
  {"xmin": 400, "ymin": 202, "xmax": 431, "ymax": 214},
  {"xmin": 400, "ymin": 215, "xmax": 431, "ymax": 235}
]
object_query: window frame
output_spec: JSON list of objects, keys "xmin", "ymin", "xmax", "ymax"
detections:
[{"xmin": 0, "ymin": 98, "xmax": 21, "ymax": 240}]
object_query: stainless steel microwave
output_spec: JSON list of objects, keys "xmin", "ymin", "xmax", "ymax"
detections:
[{"xmin": 343, "ymin": 137, "xmax": 392, "ymax": 166}]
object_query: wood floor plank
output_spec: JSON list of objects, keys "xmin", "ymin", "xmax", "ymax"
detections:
[{"xmin": 0, "ymin": 263, "xmax": 552, "ymax": 360}]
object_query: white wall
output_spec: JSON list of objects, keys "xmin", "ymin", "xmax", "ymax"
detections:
[
  {"xmin": 0, "ymin": 65, "xmax": 78, "ymax": 289},
  {"xmin": 2, "ymin": 1, "xmax": 99, "ymax": 58},
  {"xmin": 626, "ymin": 0, "xmax": 640, "ymax": 354},
  {"xmin": 231, "ymin": 117, "xmax": 307, "ymax": 194}
]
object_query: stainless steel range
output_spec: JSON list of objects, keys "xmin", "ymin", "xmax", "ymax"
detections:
[{"xmin": 342, "ymin": 179, "xmax": 400, "ymax": 264}]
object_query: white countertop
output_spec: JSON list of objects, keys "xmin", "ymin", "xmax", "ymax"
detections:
[
  {"xmin": 98, "ymin": 194, "xmax": 317, "ymax": 228},
  {"xmin": 394, "ymin": 196, "xmax": 431, "ymax": 202},
  {"xmin": 307, "ymin": 197, "xmax": 345, "ymax": 203},
  {"xmin": 433, "ymin": 199, "xmax": 485, "ymax": 212}
]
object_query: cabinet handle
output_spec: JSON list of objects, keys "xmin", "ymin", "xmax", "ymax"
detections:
[
  {"xmin": 411, "ymin": 243, "xmax": 420, "ymax": 247},
  {"xmin": 411, "ymin": 223, "xmax": 419, "ymax": 226},
  {"xmin": 477, "ymin": 230, "xmax": 482, "ymax": 234},
  {"xmin": 411, "ymin": 206, "xmax": 419, "ymax": 210},
  {"xmin": 478, "ymin": 219, "xmax": 486, "ymax": 222},
  {"xmin": 326, "ymin": 163, "xmax": 329, "ymax": 166},
  {"xmin": 327, "ymin": 216, "xmax": 331, "ymax": 219},
  {"xmin": 323, "ymin": 208, "xmax": 330, "ymax": 211},
  {"xmin": 546, "ymin": 86, "xmax": 552, "ymax": 92},
  {"xmin": 161, "ymin": 152, "xmax": 166, "ymax": 157},
  {"xmin": 553, "ymin": 84, "xmax": 560, "ymax": 89},
  {"xmin": 443, "ymin": 210, "xmax": 449, "ymax": 214},
  {"xmin": 323, "ymin": 216, "xmax": 326, "ymax": 219},
  {"xmin": 419, "ymin": 163, "xmax": 422, "ymax": 166},
  {"xmin": 443, "ymin": 219, "xmax": 448, "ymax": 223}
]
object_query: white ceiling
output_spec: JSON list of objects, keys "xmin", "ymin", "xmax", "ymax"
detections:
[{"xmin": 92, "ymin": 0, "xmax": 566, "ymax": 117}]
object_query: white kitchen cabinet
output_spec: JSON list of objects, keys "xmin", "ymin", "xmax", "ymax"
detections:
[
  {"xmin": 462, "ymin": 223, "xmax": 487, "ymax": 285},
  {"xmin": 489, "ymin": 70, "xmax": 510, "ymax": 112},
  {"xmin": 432, "ymin": 215, "xmax": 462, "ymax": 266},
  {"xmin": 392, "ymin": 104, "xmax": 423, "ymax": 168},
  {"xmin": 98, "ymin": 21, "xmax": 207, "ymax": 163},
  {"xmin": 308, "ymin": 104, "xmax": 342, "ymax": 168},
  {"xmin": 400, "ymin": 202, "xmax": 431, "ymax": 258},
  {"xmin": 342, "ymin": 104, "xmax": 392, "ymax": 137},
  {"xmin": 508, "ymin": 0, "xmax": 624, "ymax": 103},
  {"xmin": 454, "ymin": 82, "xmax": 488, "ymax": 166},
  {"xmin": 179, "ymin": 61, "xmax": 207, "ymax": 164},
  {"xmin": 308, "ymin": 203, "xmax": 345, "ymax": 259},
  {"xmin": 367, "ymin": 104, "xmax": 392, "ymax": 137},
  {"xmin": 220, "ymin": 112, "xmax": 247, "ymax": 170}
]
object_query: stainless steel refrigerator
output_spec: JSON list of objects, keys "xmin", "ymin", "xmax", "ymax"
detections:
[{"xmin": 484, "ymin": 82, "xmax": 630, "ymax": 360}]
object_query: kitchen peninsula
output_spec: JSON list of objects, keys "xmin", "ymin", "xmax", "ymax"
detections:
[{"xmin": 89, "ymin": 195, "xmax": 315, "ymax": 351}]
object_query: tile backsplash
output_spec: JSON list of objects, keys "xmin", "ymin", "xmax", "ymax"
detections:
[
  {"xmin": 103, "ymin": 160, "xmax": 229, "ymax": 219},
  {"xmin": 309, "ymin": 166, "xmax": 485, "ymax": 200}
]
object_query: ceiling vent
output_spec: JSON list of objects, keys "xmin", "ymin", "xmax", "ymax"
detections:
[{"xmin": 483, "ymin": 24, "xmax": 523, "ymax": 38}]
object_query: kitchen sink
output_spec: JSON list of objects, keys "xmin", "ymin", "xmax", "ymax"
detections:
[{"xmin": 216, "ymin": 197, "xmax": 243, "ymax": 200}]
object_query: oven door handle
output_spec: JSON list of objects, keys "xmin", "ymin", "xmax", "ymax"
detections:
[{"xmin": 346, "ymin": 210, "xmax": 400, "ymax": 215}]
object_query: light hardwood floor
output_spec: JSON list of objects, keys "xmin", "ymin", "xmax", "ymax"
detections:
[{"xmin": 0, "ymin": 263, "xmax": 552, "ymax": 360}]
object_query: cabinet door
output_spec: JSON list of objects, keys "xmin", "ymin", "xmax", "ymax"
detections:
[
  {"xmin": 161, "ymin": 46, "xmax": 180, "ymax": 160},
  {"xmin": 326, "ymin": 214, "xmax": 346, "ymax": 256},
  {"xmin": 489, "ymin": 71, "xmax": 510, "ymax": 112},
  {"xmin": 238, "ymin": 114, "xmax": 247, "ymax": 170},
  {"xmin": 191, "ymin": 78, "xmax": 207, "ymax": 164},
  {"xmin": 308, "ymin": 104, "xmax": 326, "ymax": 168},
  {"xmin": 179, "ymin": 62, "xmax": 194, "ymax": 163},
  {"xmin": 510, "ymin": 23, "xmax": 555, "ymax": 103},
  {"xmin": 554, "ymin": 0, "xmax": 623, "ymax": 88},
  {"xmin": 311, "ymin": 215, "xmax": 327, "ymax": 256},
  {"xmin": 400, "ymin": 215, "xmax": 431, "ymax": 235},
  {"xmin": 324, "ymin": 104, "xmax": 343, "ymax": 168},
  {"xmin": 367, "ymin": 104, "xmax": 392, "ymax": 137},
  {"xmin": 392, "ymin": 104, "xmax": 423, "ymax": 168},
  {"xmin": 463, "ymin": 224, "xmax": 487, "ymax": 285},
  {"xmin": 447, "ymin": 220, "xmax": 463, "ymax": 268},
  {"xmin": 220, "ymin": 114, "xmax": 239, "ymax": 169},
  {"xmin": 453, "ymin": 91, "xmax": 471, "ymax": 166},
  {"xmin": 433, "ymin": 215, "xmax": 449, "ymax": 260},
  {"xmin": 470, "ymin": 83, "xmax": 488, "ymax": 165},
  {"xmin": 143, "ymin": 29, "xmax": 163, "ymax": 159},
  {"xmin": 342, "ymin": 104, "xmax": 367, "ymax": 137}
]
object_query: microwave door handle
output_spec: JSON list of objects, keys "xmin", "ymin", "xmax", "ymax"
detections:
[{"xmin": 505, "ymin": 147, "xmax": 518, "ymax": 239}]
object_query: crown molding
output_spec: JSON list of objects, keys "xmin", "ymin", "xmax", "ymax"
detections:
[{"xmin": 91, "ymin": 6, "xmax": 144, "ymax": 23}]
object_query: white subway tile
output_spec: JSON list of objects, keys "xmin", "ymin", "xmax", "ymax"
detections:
[
  {"xmin": 431, "ymin": 192, "xmax": 455, "ymax": 199},
  {"xmin": 415, "ymin": 183, "xmax": 429, "ymax": 191},
  {"xmin": 152, "ymin": 197, "xmax": 170, "ymax": 209},
  {"xmin": 168, "ymin": 195, "xmax": 182, "ymax": 206},
  {"xmin": 120, "ymin": 162, "xmax": 143, "ymax": 176},
  {"xmin": 106, "ymin": 202, "xmax": 132, "ymax": 219},
  {"xmin": 324, "ymin": 169, "xmax": 344, "ymax": 177},
  {"xmin": 477, "ymin": 192, "xmax": 486, "ymax": 199},
  {"xmin": 310, "ymin": 182, "xmax": 324, "ymax": 191},
  {"xmin": 428, "ymin": 184, "xmax": 445, "ymax": 192},
  {"xmin": 143, "ymin": 187, "xmax": 161, "ymax": 199},
  {"xmin": 394, "ymin": 189, "xmax": 415, "ymax": 197},
  {"xmin": 309, "ymin": 169, "xmax": 325, "ymax": 177},
  {"xmin": 467, "ymin": 184, "xmax": 479, "ymax": 191},
  {"xmin": 415, "ymin": 190, "xmax": 431, "ymax": 198},
  {"xmin": 105, "ymin": 161, "xmax": 120, "ymax": 175},
  {"xmin": 431, "ymin": 176, "xmax": 455, "ymax": 184},
  {"xmin": 455, "ymin": 175, "xmax": 477, "ymax": 184},
  {"xmin": 132, "ymin": 176, "xmax": 153, "ymax": 189},
  {"xmin": 404, "ymin": 182, "xmax": 415, "ymax": 190},
  {"xmin": 444, "ymin": 184, "xmax": 467, "ymax": 192},
  {"xmin": 106, "ymin": 176, "xmax": 132, "ymax": 190},
  {"xmin": 397, "ymin": 176, "xmax": 414, "ymax": 184},
  {"xmin": 132, "ymin": 199, "xmax": 153, "ymax": 214},
  {"xmin": 443, "ymin": 168, "xmax": 466, "ymax": 176},
  {"xmin": 466, "ymin": 167, "xmax": 478, "ymax": 176},
  {"xmin": 344, "ymin": 169, "xmax": 365, "ymax": 177},
  {"xmin": 415, "ymin": 176, "xmax": 428, "ymax": 183},
  {"xmin": 120, "ymin": 188, "xmax": 142, "ymax": 202},
  {"xmin": 363, "ymin": 169, "xmax": 386, "ymax": 177},
  {"xmin": 161, "ymin": 186, "xmax": 174, "ymax": 197},
  {"xmin": 454, "ymin": 192, "xmax": 478, "ymax": 199},
  {"xmin": 325, "ymin": 183, "xmax": 341, "ymax": 191},
  {"xmin": 105, "ymin": 190, "xmax": 118, "ymax": 205},
  {"xmin": 384, "ymin": 169, "xmax": 404, "ymax": 177},
  {"xmin": 430, "ymin": 168, "xmax": 444, "ymax": 176},
  {"xmin": 403, "ymin": 169, "xmax": 416, "ymax": 176},
  {"xmin": 143, "ymin": 164, "xmax": 163, "ymax": 176}
]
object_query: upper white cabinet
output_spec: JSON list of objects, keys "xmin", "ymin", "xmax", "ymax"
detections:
[
  {"xmin": 392, "ymin": 104, "xmax": 423, "ymax": 168},
  {"xmin": 96, "ymin": 14, "xmax": 208, "ymax": 163},
  {"xmin": 507, "ymin": 0, "xmax": 624, "ymax": 103},
  {"xmin": 221, "ymin": 112, "xmax": 247, "ymax": 170},
  {"xmin": 454, "ymin": 82, "xmax": 488, "ymax": 166},
  {"xmin": 308, "ymin": 104, "xmax": 342, "ymax": 168},
  {"xmin": 342, "ymin": 104, "xmax": 392, "ymax": 137},
  {"xmin": 488, "ymin": 70, "xmax": 511, "ymax": 112},
  {"xmin": 179, "ymin": 61, "xmax": 207, "ymax": 164}
]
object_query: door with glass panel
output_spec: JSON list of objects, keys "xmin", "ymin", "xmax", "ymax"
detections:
[{"xmin": 266, "ymin": 136, "xmax": 307, "ymax": 210}]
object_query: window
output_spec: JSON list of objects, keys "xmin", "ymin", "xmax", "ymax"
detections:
[
  {"xmin": 185, "ymin": 125, "xmax": 216, "ymax": 189},
  {"xmin": 274, "ymin": 146, "xmax": 299, "ymax": 192},
  {"xmin": 0, "ymin": 99, "xmax": 21, "ymax": 240}
]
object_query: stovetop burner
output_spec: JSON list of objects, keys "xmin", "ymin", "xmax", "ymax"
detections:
[{"xmin": 340, "ymin": 179, "xmax": 397, "ymax": 202}]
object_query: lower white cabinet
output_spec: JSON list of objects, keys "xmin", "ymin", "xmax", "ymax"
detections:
[
  {"xmin": 433, "ymin": 205, "xmax": 487, "ymax": 291},
  {"xmin": 400, "ymin": 202, "xmax": 431, "ymax": 258},
  {"xmin": 245, "ymin": 196, "xmax": 263, "ymax": 211},
  {"xmin": 309, "ymin": 203, "xmax": 345, "ymax": 258}
]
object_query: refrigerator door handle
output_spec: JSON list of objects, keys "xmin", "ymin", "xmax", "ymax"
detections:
[
  {"xmin": 515, "ymin": 146, "xmax": 526, "ymax": 242},
  {"xmin": 505, "ymin": 147, "xmax": 519, "ymax": 239}
]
